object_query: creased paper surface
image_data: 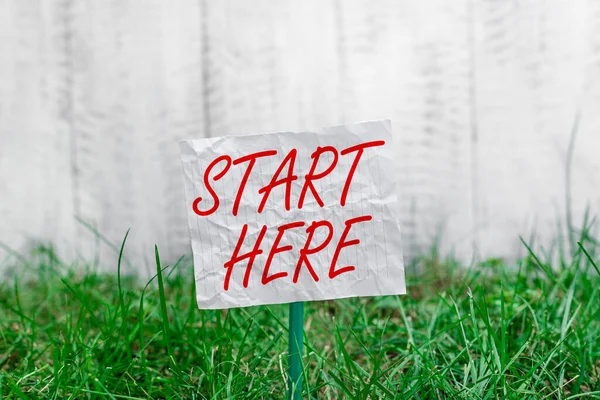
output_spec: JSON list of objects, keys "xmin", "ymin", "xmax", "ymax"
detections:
[{"xmin": 179, "ymin": 120, "xmax": 405, "ymax": 309}]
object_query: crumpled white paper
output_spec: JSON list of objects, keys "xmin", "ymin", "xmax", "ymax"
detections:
[{"xmin": 179, "ymin": 120, "xmax": 405, "ymax": 309}]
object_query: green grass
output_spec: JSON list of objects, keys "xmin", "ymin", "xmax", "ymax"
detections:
[{"xmin": 1, "ymin": 236, "xmax": 599, "ymax": 399}]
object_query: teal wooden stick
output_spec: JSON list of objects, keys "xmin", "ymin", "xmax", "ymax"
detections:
[{"xmin": 288, "ymin": 302, "xmax": 304, "ymax": 400}]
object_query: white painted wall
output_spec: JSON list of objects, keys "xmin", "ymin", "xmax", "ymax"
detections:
[{"xmin": 1, "ymin": 0, "xmax": 599, "ymax": 272}]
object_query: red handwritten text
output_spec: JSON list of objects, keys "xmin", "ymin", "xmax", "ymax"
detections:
[
  {"xmin": 191, "ymin": 141, "xmax": 384, "ymax": 217},
  {"xmin": 222, "ymin": 215, "xmax": 372, "ymax": 290},
  {"xmin": 192, "ymin": 140, "xmax": 385, "ymax": 290}
]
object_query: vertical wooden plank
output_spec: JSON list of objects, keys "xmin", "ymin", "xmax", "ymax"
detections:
[
  {"xmin": 474, "ymin": 0, "xmax": 597, "ymax": 258},
  {"xmin": 203, "ymin": 0, "xmax": 341, "ymax": 137},
  {"xmin": 159, "ymin": 0, "xmax": 206, "ymax": 260},
  {"xmin": 202, "ymin": 0, "xmax": 282, "ymax": 137},
  {"xmin": 569, "ymin": 0, "xmax": 600, "ymax": 240},
  {"xmin": 61, "ymin": 0, "xmax": 186, "ymax": 271},
  {"xmin": 279, "ymin": 0, "xmax": 342, "ymax": 130},
  {"xmin": 0, "ymin": 0, "xmax": 16, "ymax": 265},
  {"xmin": 0, "ymin": 0, "xmax": 75, "ymax": 264},
  {"xmin": 49, "ymin": 0, "xmax": 134, "ymax": 267},
  {"xmin": 336, "ymin": 0, "xmax": 475, "ymax": 260}
]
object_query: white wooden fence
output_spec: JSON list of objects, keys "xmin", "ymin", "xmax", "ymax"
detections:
[{"xmin": 1, "ymin": 0, "xmax": 599, "ymax": 272}]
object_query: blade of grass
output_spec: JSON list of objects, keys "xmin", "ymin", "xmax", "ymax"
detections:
[
  {"xmin": 154, "ymin": 245, "xmax": 180, "ymax": 381},
  {"xmin": 577, "ymin": 241, "xmax": 600, "ymax": 276}
]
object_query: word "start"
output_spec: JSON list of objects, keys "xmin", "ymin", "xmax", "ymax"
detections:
[{"xmin": 192, "ymin": 140, "xmax": 385, "ymax": 216}]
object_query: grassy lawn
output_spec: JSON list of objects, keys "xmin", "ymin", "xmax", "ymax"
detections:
[{"xmin": 0, "ymin": 236, "xmax": 599, "ymax": 399}]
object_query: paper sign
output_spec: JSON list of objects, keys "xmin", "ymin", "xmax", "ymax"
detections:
[{"xmin": 179, "ymin": 120, "xmax": 405, "ymax": 309}]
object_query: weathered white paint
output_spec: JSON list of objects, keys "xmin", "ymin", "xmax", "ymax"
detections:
[{"xmin": 1, "ymin": 0, "xmax": 599, "ymax": 272}]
